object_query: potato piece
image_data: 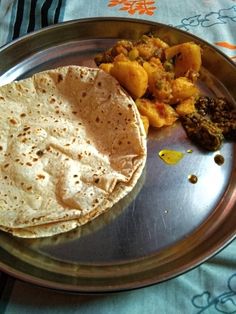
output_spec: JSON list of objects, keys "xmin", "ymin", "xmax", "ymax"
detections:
[
  {"xmin": 128, "ymin": 48, "xmax": 139, "ymax": 61},
  {"xmin": 136, "ymin": 98, "xmax": 178, "ymax": 128},
  {"xmin": 99, "ymin": 63, "xmax": 114, "ymax": 74},
  {"xmin": 175, "ymin": 96, "xmax": 197, "ymax": 116},
  {"xmin": 111, "ymin": 40, "xmax": 133, "ymax": 57},
  {"xmin": 165, "ymin": 42, "xmax": 202, "ymax": 77},
  {"xmin": 135, "ymin": 35, "xmax": 169, "ymax": 60},
  {"xmin": 143, "ymin": 60, "xmax": 173, "ymax": 103},
  {"xmin": 110, "ymin": 61, "xmax": 148, "ymax": 99},
  {"xmin": 152, "ymin": 37, "xmax": 170, "ymax": 50},
  {"xmin": 140, "ymin": 115, "xmax": 149, "ymax": 134},
  {"xmin": 143, "ymin": 58, "xmax": 165, "ymax": 74},
  {"xmin": 113, "ymin": 53, "xmax": 129, "ymax": 62},
  {"xmin": 172, "ymin": 77, "xmax": 199, "ymax": 103}
]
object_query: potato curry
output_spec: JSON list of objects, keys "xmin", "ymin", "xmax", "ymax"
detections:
[{"xmin": 95, "ymin": 34, "xmax": 235, "ymax": 151}]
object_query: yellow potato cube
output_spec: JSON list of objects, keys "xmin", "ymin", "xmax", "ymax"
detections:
[
  {"xmin": 135, "ymin": 35, "xmax": 169, "ymax": 60},
  {"xmin": 113, "ymin": 53, "xmax": 129, "ymax": 62},
  {"xmin": 165, "ymin": 42, "xmax": 202, "ymax": 77},
  {"xmin": 110, "ymin": 61, "xmax": 148, "ymax": 99},
  {"xmin": 128, "ymin": 48, "xmax": 139, "ymax": 61},
  {"xmin": 143, "ymin": 60, "xmax": 173, "ymax": 103},
  {"xmin": 175, "ymin": 96, "xmax": 197, "ymax": 116},
  {"xmin": 172, "ymin": 77, "xmax": 199, "ymax": 103},
  {"xmin": 99, "ymin": 63, "xmax": 114, "ymax": 74},
  {"xmin": 136, "ymin": 98, "xmax": 178, "ymax": 128},
  {"xmin": 143, "ymin": 58, "xmax": 165, "ymax": 78}
]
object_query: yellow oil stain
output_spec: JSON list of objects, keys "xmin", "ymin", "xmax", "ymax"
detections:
[{"xmin": 158, "ymin": 149, "xmax": 184, "ymax": 165}]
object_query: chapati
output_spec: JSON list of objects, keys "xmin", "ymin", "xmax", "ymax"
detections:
[{"xmin": 0, "ymin": 65, "xmax": 146, "ymax": 237}]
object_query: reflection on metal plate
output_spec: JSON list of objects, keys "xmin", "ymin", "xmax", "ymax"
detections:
[{"xmin": 0, "ymin": 18, "xmax": 235, "ymax": 293}]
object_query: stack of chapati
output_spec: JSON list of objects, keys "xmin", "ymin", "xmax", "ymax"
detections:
[{"xmin": 0, "ymin": 66, "xmax": 146, "ymax": 238}]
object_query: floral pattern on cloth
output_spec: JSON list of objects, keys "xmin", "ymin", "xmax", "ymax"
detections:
[
  {"xmin": 192, "ymin": 273, "xmax": 236, "ymax": 313},
  {"xmin": 173, "ymin": 5, "xmax": 236, "ymax": 60},
  {"xmin": 175, "ymin": 6, "xmax": 236, "ymax": 30},
  {"xmin": 108, "ymin": 0, "xmax": 157, "ymax": 15},
  {"xmin": 215, "ymin": 42, "xmax": 236, "ymax": 61}
]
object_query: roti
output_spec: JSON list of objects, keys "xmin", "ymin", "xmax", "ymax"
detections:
[{"xmin": 0, "ymin": 65, "xmax": 146, "ymax": 238}]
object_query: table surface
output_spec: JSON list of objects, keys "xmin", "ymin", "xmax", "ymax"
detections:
[{"xmin": 0, "ymin": 1, "xmax": 236, "ymax": 313}]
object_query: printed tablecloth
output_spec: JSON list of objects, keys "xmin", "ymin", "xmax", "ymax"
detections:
[{"xmin": 0, "ymin": 1, "xmax": 236, "ymax": 313}]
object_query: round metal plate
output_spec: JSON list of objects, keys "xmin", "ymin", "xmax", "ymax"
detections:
[{"xmin": 0, "ymin": 18, "xmax": 235, "ymax": 293}]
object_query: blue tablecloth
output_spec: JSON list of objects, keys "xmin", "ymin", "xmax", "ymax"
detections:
[{"xmin": 0, "ymin": 1, "xmax": 236, "ymax": 313}]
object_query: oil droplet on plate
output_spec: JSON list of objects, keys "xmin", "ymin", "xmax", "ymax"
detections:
[
  {"xmin": 188, "ymin": 174, "xmax": 198, "ymax": 184},
  {"xmin": 158, "ymin": 149, "xmax": 184, "ymax": 165},
  {"xmin": 214, "ymin": 154, "xmax": 224, "ymax": 166}
]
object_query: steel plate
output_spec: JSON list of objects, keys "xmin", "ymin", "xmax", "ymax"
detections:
[{"xmin": 0, "ymin": 18, "xmax": 235, "ymax": 293}]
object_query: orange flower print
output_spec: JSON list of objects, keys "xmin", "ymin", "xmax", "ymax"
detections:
[
  {"xmin": 215, "ymin": 42, "xmax": 236, "ymax": 50},
  {"xmin": 108, "ymin": 0, "xmax": 157, "ymax": 16},
  {"xmin": 215, "ymin": 41, "xmax": 236, "ymax": 62}
]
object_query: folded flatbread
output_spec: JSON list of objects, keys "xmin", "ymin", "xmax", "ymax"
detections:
[{"xmin": 0, "ymin": 65, "xmax": 146, "ymax": 238}]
